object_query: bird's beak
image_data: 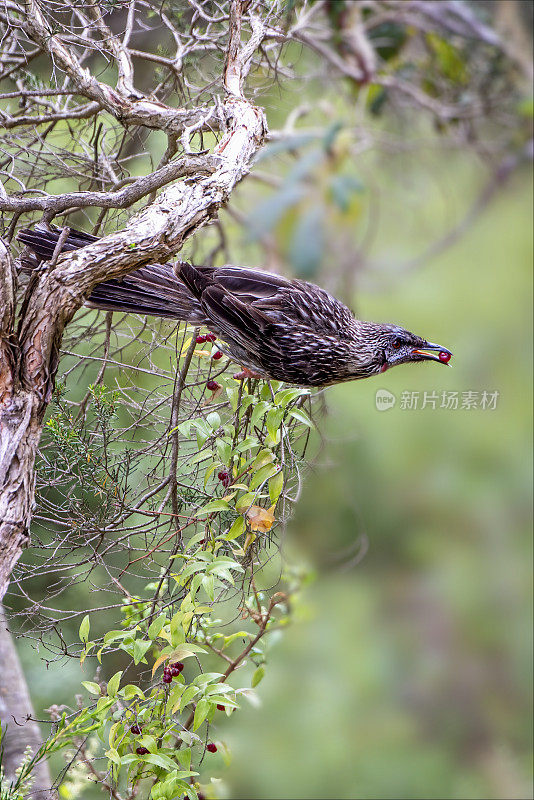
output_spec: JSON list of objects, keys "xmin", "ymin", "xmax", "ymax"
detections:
[{"xmin": 411, "ymin": 342, "xmax": 453, "ymax": 365}]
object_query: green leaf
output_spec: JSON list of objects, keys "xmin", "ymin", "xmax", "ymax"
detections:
[
  {"xmin": 250, "ymin": 401, "xmax": 272, "ymax": 428},
  {"xmin": 274, "ymin": 387, "xmax": 310, "ymax": 408},
  {"xmin": 236, "ymin": 492, "xmax": 256, "ymax": 513},
  {"xmin": 140, "ymin": 753, "xmax": 179, "ymax": 772},
  {"xmin": 249, "ymin": 449, "xmax": 275, "ymax": 471},
  {"xmin": 179, "ymin": 684, "xmax": 200, "ymax": 710},
  {"xmin": 201, "ymin": 573, "xmax": 215, "ymax": 601},
  {"xmin": 194, "ymin": 499, "xmax": 230, "ymax": 517},
  {"xmin": 266, "ymin": 407, "xmax": 284, "ymax": 441},
  {"xmin": 148, "ymin": 614, "xmax": 167, "ymax": 640},
  {"xmin": 107, "ymin": 671, "xmax": 123, "ymax": 697},
  {"xmin": 206, "ymin": 411, "xmax": 221, "ymax": 429},
  {"xmin": 103, "ymin": 629, "xmax": 126, "ymax": 645},
  {"xmin": 192, "ymin": 698, "xmax": 210, "ymax": 730},
  {"xmin": 105, "ymin": 747, "xmax": 121, "ymax": 767},
  {"xmin": 269, "ymin": 471, "xmax": 284, "ymax": 504},
  {"xmin": 133, "ymin": 639, "xmax": 152, "ymax": 665},
  {"xmin": 189, "ymin": 448, "xmax": 212, "ymax": 466},
  {"xmin": 288, "ymin": 408, "xmax": 314, "ymax": 427},
  {"xmin": 121, "ymin": 684, "xmax": 145, "ymax": 700},
  {"xmin": 81, "ymin": 681, "xmax": 101, "ymax": 695},
  {"xmin": 225, "ymin": 516, "xmax": 245, "ymax": 541},
  {"xmin": 79, "ymin": 615, "xmax": 90, "ymax": 643},
  {"xmin": 251, "ymin": 666, "xmax": 265, "ymax": 687},
  {"xmin": 250, "ymin": 463, "xmax": 278, "ymax": 490},
  {"xmin": 207, "ymin": 557, "xmax": 244, "ymax": 575}
]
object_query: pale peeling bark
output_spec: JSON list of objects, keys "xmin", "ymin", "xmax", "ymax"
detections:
[
  {"xmin": 0, "ymin": 606, "xmax": 55, "ymax": 798},
  {"xmin": 0, "ymin": 1, "xmax": 267, "ymax": 601}
]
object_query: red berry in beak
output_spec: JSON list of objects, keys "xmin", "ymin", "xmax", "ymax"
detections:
[
  {"xmin": 216, "ymin": 704, "xmax": 225, "ymax": 711},
  {"xmin": 439, "ymin": 351, "xmax": 451, "ymax": 363},
  {"xmin": 206, "ymin": 743, "xmax": 217, "ymax": 753},
  {"xmin": 206, "ymin": 380, "xmax": 221, "ymax": 391}
]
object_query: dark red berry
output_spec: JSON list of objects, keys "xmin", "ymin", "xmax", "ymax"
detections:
[
  {"xmin": 439, "ymin": 351, "xmax": 451, "ymax": 363},
  {"xmin": 216, "ymin": 704, "xmax": 225, "ymax": 711},
  {"xmin": 196, "ymin": 335, "xmax": 206, "ymax": 344},
  {"xmin": 130, "ymin": 724, "xmax": 142, "ymax": 735},
  {"xmin": 163, "ymin": 667, "xmax": 172, "ymax": 684},
  {"xmin": 170, "ymin": 662, "xmax": 184, "ymax": 676},
  {"xmin": 217, "ymin": 470, "xmax": 231, "ymax": 488},
  {"xmin": 212, "ymin": 350, "xmax": 223, "ymax": 360},
  {"xmin": 206, "ymin": 380, "xmax": 221, "ymax": 391},
  {"xmin": 205, "ymin": 333, "xmax": 217, "ymax": 342},
  {"xmin": 136, "ymin": 746, "xmax": 149, "ymax": 755},
  {"xmin": 206, "ymin": 743, "xmax": 217, "ymax": 753}
]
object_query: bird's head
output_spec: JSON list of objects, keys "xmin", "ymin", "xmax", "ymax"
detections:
[{"xmin": 351, "ymin": 322, "xmax": 452, "ymax": 378}]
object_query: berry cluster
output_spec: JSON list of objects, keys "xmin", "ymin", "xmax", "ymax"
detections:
[
  {"xmin": 162, "ymin": 661, "xmax": 185, "ymax": 683},
  {"xmin": 217, "ymin": 470, "xmax": 231, "ymax": 488},
  {"xmin": 195, "ymin": 333, "xmax": 217, "ymax": 344}
]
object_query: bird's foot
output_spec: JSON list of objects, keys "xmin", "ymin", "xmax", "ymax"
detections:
[{"xmin": 233, "ymin": 367, "xmax": 262, "ymax": 381}]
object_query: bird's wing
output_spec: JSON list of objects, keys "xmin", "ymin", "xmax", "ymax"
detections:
[{"xmin": 179, "ymin": 263, "xmax": 286, "ymax": 358}]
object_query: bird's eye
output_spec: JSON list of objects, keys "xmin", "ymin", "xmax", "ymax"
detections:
[{"xmin": 391, "ymin": 338, "xmax": 403, "ymax": 349}]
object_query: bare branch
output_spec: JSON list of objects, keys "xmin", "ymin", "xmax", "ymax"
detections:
[{"xmin": 0, "ymin": 153, "xmax": 219, "ymax": 215}]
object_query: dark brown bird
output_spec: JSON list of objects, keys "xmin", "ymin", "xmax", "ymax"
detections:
[{"xmin": 17, "ymin": 225, "xmax": 452, "ymax": 387}]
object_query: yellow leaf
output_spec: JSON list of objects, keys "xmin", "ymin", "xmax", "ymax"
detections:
[
  {"xmin": 244, "ymin": 533, "xmax": 256, "ymax": 552},
  {"xmin": 246, "ymin": 505, "xmax": 275, "ymax": 533}
]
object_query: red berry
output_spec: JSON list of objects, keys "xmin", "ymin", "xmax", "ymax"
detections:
[
  {"xmin": 136, "ymin": 746, "xmax": 149, "ymax": 755},
  {"xmin": 205, "ymin": 333, "xmax": 217, "ymax": 342},
  {"xmin": 163, "ymin": 667, "xmax": 172, "ymax": 684},
  {"xmin": 196, "ymin": 335, "xmax": 206, "ymax": 344},
  {"xmin": 217, "ymin": 470, "xmax": 231, "ymax": 488},
  {"xmin": 439, "ymin": 351, "xmax": 451, "ymax": 363},
  {"xmin": 130, "ymin": 724, "xmax": 142, "ymax": 735},
  {"xmin": 206, "ymin": 380, "xmax": 220, "ymax": 391},
  {"xmin": 206, "ymin": 743, "xmax": 217, "ymax": 753},
  {"xmin": 212, "ymin": 350, "xmax": 223, "ymax": 360},
  {"xmin": 216, "ymin": 704, "xmax": 225, "ymax": 711},
  {"xmin": 170, "ymin": 662, "xmax": 184, "ymax": 676}
]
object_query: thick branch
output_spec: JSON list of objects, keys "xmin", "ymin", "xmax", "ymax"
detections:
[{"xmin": 0, "ymin": 154, "xmax": 219, "ymax": 215}]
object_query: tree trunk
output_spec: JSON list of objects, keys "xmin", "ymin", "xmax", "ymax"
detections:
[
  {"xmin": 0, "ymin": 606, "xmax": 55, "ymax": 798},
  {"xmin": 0, "ymin": 392, "xmax": 42, "ymax": 602}
]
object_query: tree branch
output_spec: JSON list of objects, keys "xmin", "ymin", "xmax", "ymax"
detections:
[
  {"xmin": 0, "ymin": 154, "xmax": 218, "ymax": 215},
  {"xmin": 14, "ymin": 0, "xmax": 220, "ymax": 136}
]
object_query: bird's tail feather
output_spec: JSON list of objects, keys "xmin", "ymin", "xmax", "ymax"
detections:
[{"xmin": 17, "ymin": 225, "xmax": 207, "ymax": 324}]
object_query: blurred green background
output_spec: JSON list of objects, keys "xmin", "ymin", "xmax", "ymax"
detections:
[{"xmin": 221, "ymin": 169, "xmax": 533, "ymax": 800}]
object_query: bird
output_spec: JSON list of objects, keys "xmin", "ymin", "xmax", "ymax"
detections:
[{"xmin": 17, "ymin": 225, "xmax": 452, "ymax": 387}]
